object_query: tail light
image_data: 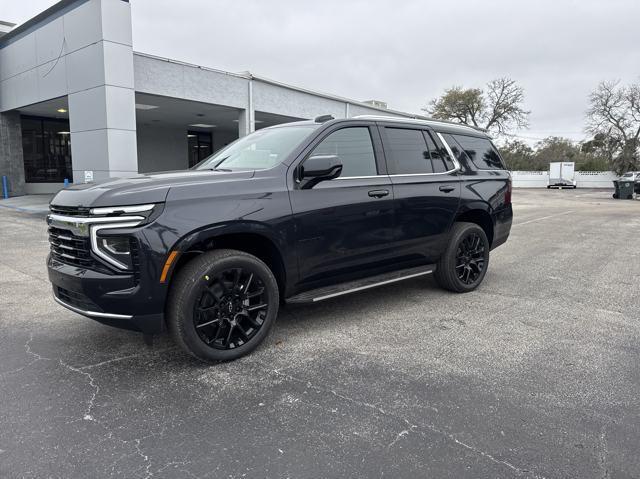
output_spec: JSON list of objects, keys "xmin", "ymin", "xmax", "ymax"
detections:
[{"xmin": 505, "ymin": 177, "xmax": 512, "ymax": 205}]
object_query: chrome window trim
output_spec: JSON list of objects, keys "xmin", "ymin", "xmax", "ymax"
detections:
[
  {"xmin": 334, "ymin": 175, "xmax": 387, "ymax": 180},
  {"xmin": 90, "ymin": 204, "xmax": 155, "ymax": 215},
  {"xmin": 389, "ymin": 172, "xmax": 455, "ymax": 177},
  {"xmin": 90, "ymin": 221, "xmax": 142, "ymax": 270},
  {"xmin": 54, "ymin": 296, "xmax": 133, "ymax": 320},
  {"xmin": 435, "ymin": 132, "xmax": 461, "ymax": 172}
]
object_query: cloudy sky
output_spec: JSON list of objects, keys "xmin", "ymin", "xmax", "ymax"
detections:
[{"xmin": 6, "ymin": 0, "xmax": 640, "ymax": 144}]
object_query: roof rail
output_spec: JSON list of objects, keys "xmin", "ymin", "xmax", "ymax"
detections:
[{"xmin": 352, "ymin": 115, "xmax": 488, "ymax": 133}]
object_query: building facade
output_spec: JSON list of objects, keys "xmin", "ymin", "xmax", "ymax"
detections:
[{"xmin": 0, "ymin": 0, "xmax": 424, "ymax": 196}]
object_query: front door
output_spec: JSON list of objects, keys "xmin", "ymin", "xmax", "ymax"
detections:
[{"xmin": 289, "ymin": 125, "xmax": 396, "ymax": 286}]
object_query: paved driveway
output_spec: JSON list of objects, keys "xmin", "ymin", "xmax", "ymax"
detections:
[{"xmin": 0, "ymin": 189, "xmax": 638, "ymax": 478}]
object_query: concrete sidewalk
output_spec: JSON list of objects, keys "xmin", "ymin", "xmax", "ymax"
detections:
[{"xmin": 0, "ymin": 194, "xmax": 53, "ymax": 216}]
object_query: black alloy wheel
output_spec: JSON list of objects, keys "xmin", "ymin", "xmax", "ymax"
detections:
[
  {"xmin": 168, "ymin": 249, "xmax": 279, "ymax": 362},
  {"xmin": 194, "ymin": 268, "xmax": 268, "ymax": 349},
  {"xmin": 455, "ymin": 232, "xmax": 486, "ymax": 285},
  {"xmin": 434, "ymin": 222, "xmax": 490, "ymax": 293}
]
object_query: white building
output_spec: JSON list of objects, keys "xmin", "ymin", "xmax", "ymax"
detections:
[{"xmin": 0, "ymin": 0, "xmax": 424, "ymax": 196}]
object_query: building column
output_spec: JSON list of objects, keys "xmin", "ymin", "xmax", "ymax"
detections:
[
  {"xmin": 0, "ymin": 111, "xmax": 25, "ymax": 197},
  {"xmin": 238, "ymin": 79, "xmax": 255, "ymax": 137},
  {"xmin": 68, "ymin": 0, "xmax": 138, "ymax": 183}
]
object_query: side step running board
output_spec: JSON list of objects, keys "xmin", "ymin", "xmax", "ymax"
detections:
[{"xmin": 286, "ymin": 264, "xmax": 435, "ymax": 304}]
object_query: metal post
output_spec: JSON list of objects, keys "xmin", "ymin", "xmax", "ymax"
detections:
[{"xmin": 2, "ymin": 176, "xmax": 8, "ymax": 199}]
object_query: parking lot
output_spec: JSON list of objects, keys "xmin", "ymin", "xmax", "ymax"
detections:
[{"xmin": 0, "ymin": 188, "xmax": 638, "ymax": 478}]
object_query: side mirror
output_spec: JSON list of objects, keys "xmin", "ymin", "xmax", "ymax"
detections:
[{"xmin": 300, "ymin": 155, "xmax": 343, "ymax": 188}]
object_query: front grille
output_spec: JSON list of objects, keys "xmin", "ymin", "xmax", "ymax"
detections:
[
  {"xmin": 56, "ymin": 287, "xmax": 102, "ymax": 312},
  {"xmin": 48, "ymin": 226, "xmax": 94, "ymax": 268},
  {"xmin": 50, "ymin": 204, "xmax": 92, "ymax": 217}
]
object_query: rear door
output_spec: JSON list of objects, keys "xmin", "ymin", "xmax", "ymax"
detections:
[
  {"xmin": 379, "ymin": 123, "xmax": 461, "ymax": 263},
  {"xmin": 288, "ymin": 123, "xmax": 396, "ymax": 286}
]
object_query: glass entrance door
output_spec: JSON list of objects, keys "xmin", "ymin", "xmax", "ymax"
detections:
[{"xmin": 188, "ymin": 131, "xmax": 212, "ymax": 168}]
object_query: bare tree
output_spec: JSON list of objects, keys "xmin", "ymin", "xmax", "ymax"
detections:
[
  {"xmin": 585, "ymin": 80, "xmax": 640, "ymax": 174},
  {"xmin": 425, "ymin": 78, "xmax": 530, "ymax": 135}
]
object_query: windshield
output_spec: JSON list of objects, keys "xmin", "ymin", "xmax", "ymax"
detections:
[
  {"xmin": 622, "ymin": 172, "xmax": 633, "ymax": 177},
  {"xmin": 195, "ymin": 125, "xmax": 317, "ymax": 171}
]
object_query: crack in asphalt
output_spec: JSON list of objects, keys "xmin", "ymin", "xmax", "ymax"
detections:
[
  {"xmin": 599, "ymin": 424, "xmax": 610, "ymax": 479},
  {"xmin": 12, "ymin": 333, "xmax": 179, "ymax": 479},
  {"xmin": 272, "ymin": 368, "xmax": 547, "ymax": 479},
  {"xmin": 79, "ymin": 348, "xmax": 177, "ymax": 370}
]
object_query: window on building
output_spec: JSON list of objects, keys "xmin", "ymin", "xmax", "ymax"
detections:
[
  {"xmin": 309, "ymin": 127, "xmax": 377, "ymax": 177},
  {"xmin": 384, "ymin": 127, "xmax": 433, "ymax": 174},
  {"xmin": 21, "ymin": 117, "xmax": 72, "ymax": 183},
  {"xmin": 451, "ymin": 134, "xmax": 505, "ymax": 170},
  {"xmin": 188, "ymin": 131, "xmax": 213, "ymax": 167}
]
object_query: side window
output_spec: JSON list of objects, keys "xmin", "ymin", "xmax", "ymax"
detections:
[
  {"xmin": 441, "ymin": 133, "xmax": 466, "ymax": 169},
  {"xmin": 424, "ymin": 132, "xmax": 447, "ymax": 173},
  {"xmin": 452, "ymin": 134, "xmax": 505, "ymax": 170},
  {"xmin": 384, "ymin": 128, "xmax": 433, "ymax": 174},
  {"xmin": 431, "ymin": 132, "xmax": 456, "ymax": 171},
  {"xmin": 310, "ymin": 127, "xmax": 377, "ymax": 177}
]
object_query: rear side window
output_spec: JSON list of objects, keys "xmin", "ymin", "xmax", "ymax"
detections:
[
  {"xmin": 431, "ymin": 133, "xmax": 456, "ymax": 171},
  {"xmin": 451, "ymin": 134, "xmax": 505, "ymax": 170},
  {"xmin": 424, "ymin": 132, "xmax": 449, "ymax": 173},
  {"xmin": 384, "ymin": 128, "xmax": 433, "ymax": 174},
  {"xmin": 310, "ymin": 127, "xmax": 377, "ymax": 177}
]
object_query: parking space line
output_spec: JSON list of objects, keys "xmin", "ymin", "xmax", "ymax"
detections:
[{"xmin": 514, "ymin": 210, "xmax": 574, "ymax": 226}]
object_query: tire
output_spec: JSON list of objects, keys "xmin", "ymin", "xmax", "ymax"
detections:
[
  {"xmin": 167, "ymin": 249, "xmax": 279, "ymax": 362},
  {"xmin": 434, "ymin": 222, "xmax": 490, "ymax": 293}
]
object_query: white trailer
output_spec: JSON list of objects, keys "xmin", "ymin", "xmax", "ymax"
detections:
[{"xmin": 548, "ymin": 162, "xmax": 576, "ymax": 188}]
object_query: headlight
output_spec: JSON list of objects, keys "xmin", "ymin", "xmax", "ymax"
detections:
[
  {"xmin": 88, "ymin": 203, "xmax": 162, "ymax": 270},
  {"xmin": 95, "ymin": 235, "xmax": 134, "ymax": 270}
]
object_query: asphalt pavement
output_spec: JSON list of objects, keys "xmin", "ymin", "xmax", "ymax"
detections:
[{"xmin": 0, "ymin": 188, "xmax": 638, "ymax": 478}]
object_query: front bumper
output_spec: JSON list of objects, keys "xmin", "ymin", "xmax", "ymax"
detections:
[{"xmin": 48, "ymin": 254, "xmax": 166, "ymax": 334}]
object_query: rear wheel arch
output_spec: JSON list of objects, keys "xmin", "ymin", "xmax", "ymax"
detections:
[{"xmin": 454, "ymin": 208, "xmax": 494, "ymax": 247}]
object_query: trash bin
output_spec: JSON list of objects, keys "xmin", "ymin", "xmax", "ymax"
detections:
[{"xmin": 613, "ymin": 180, "xmax": 634, "ymax": 199}]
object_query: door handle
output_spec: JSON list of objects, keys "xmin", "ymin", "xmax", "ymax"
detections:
[
  {"xmin": 368, "ymin": 189, "xmax": 390, "ymax": 198},
  {"xmin": 439, "ymin": 185, "xmax": 455, "ymax": 193}
]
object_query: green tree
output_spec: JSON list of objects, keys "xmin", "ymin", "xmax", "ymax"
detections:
[
  {"xmin": 498, "ymin": 139, "xmax": 540, "ymax": 170},
  {"xmin": 533, "ymin": 137, "xmax": 581, "ymax": 164},
  {"xmin": 426, "ymin": 78, "xmax": 530, "ymax": 135},
  {"xmin": 585, "ymin": 80, "xmax": 640, "ymax": 174},
  {"xmin": 532, "ymin": 136, "xmax": 610, "ymax": 172}
]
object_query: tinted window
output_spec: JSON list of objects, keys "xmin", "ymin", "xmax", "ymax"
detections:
[
  {"xmin": 452, "ymin": 134, "xmax": 504, "ymax": 170},
  {"xmin": 424, "ymin": 132, "xmax": 448, "ymax": 173},
  {"xmin": 311, "ymin": 127, "xmax": 377, "ymax": 177},
  {"xmin": 384, "ymin": 128, "xmax": 433, "ymax": 174},
  {"xmin": 431, "ymin": 132, "xmax": 456, "ymax": 171},
  {"xmin": 21, "ymin": 117, "xmax": 72, "ymax": 183}
]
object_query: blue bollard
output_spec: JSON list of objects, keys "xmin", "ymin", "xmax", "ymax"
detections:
[
  {"xmin": 2, "ymin": 176, "xmax": 8, "ymax": 199},
  {"xmin": 64, "ymin": 178, "xmax": 69, "ymax": 188}
]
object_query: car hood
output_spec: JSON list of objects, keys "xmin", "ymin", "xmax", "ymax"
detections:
[{"xmin": 50, "ymin": 170, "xmax": 256, "ymax": 208}]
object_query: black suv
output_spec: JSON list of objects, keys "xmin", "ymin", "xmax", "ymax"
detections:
[{"xmin": 47, "ymin": 116, "xmax": 512, "ymax": 362}]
